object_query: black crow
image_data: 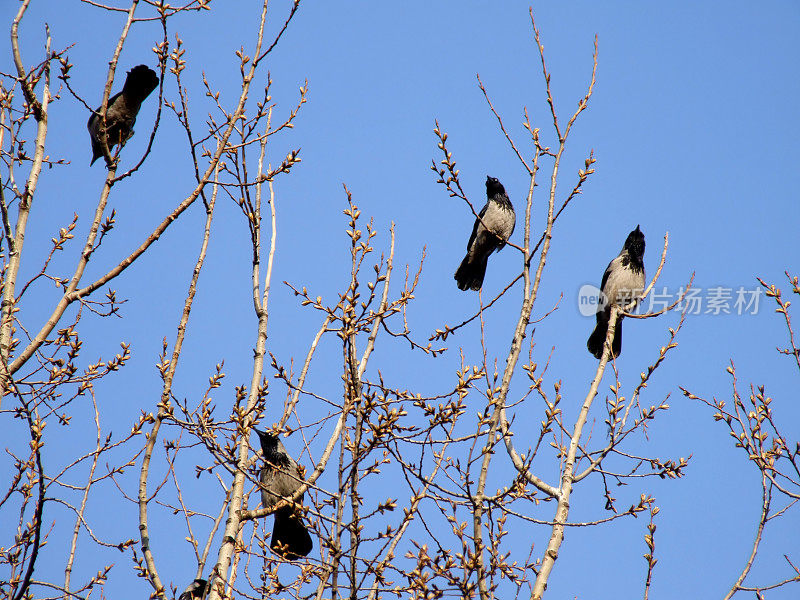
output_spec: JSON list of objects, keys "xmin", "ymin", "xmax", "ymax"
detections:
[
  {"xmin": 254, "ymin": 429, "xmax": 313, "ymax": 560},
  {"xmin": 87, "ymin": 64, "xmax": 159, "ymax": 166},
  {"xmin": 454, "ymin": 176, "xmax": 516, "ymax": 291},
  {"xmin": 587, "ymin": 225, "xmax": 646, "ymax": 359},
  {"xmin": 178, "ymin": 578, "xmax": 207, "ymax": 600}
]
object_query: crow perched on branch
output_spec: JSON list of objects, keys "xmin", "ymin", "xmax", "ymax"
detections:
[
  {"xmin": 87, "ymin": 64, "xmax": 158, "ymax": 166},
  {"xmin": 454, "ymin": 176, "xmax": 515, "ymax": 291},
  {"xmin": 178, "ymin": 579, "xmax": 207, "ymax": 600},
  {"xmin": 587, "ymin": 225, "xmax": 646, "ymax": 359},
  {"xmin": 254, "ymin": 429, "xmax": 313, "ymax": 559}
]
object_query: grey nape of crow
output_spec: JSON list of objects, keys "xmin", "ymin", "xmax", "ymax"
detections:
[
  {"xmin": 178, "ymin": 578, "xmax": 207, "ymax": 600},
  {"xmin": 454, "ymin": 176, "xmax": 516, "ymax": 291},
  {"xmin": 254, "ymin": 429, "xmax": 313, "ymax": 560},
  {"xmin": 87, "ymin": 64, "xmax": 159, "ymax": 166},
  {"xmin": 586, "ymin": 225, "xmax": 646, "ymax": 359}
]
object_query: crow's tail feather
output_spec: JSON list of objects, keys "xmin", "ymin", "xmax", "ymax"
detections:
[
  {"xmin": 454, "ymin": 254, "xmax": 488, "ymax": 291},
  {"xmin": 271, "ymin": 506, "xmax": 312, "ymax": 559},
  {"xmin": 121, "ymin": 65, "xmax": 159, "ymax": 104},
  {"xmin": 587, "ymin": 312, "xmax": 623, "ymax": 359}
]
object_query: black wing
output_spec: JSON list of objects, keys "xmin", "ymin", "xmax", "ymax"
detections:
[
  {"xmin": 599, "ymin": 262, "xmax": 612, "ymax": 293},
  {"xmin": 596, "ymin": 258, "xmax": 616, "ymax": 313},
  {"xmin": 87, "ymin": 91, "xmax": 123, "ymax": 129},
  {"xmin": 465, "ymin": 202, "xmax": 488, "ymax": 252}
]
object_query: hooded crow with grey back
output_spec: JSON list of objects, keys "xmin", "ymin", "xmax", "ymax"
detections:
[
  {"xmin": 254, "ymin": 429, "xmax": 313, "ymax": 559},
  {"xmin": 87, "ymin": 64, "xmax": 159, "ymax": 166},
  {"xmin": 454, "ymin": 176, "xmax": 516, "ymax": 291},
  {"xmin": 587, "ymin": 225, "xmax": 646, "ymax": 359}
]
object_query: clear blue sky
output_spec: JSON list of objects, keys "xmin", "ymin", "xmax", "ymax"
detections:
[{"xmin": 2, "ymin": 2, "xmax": 799, "ymax": 599}]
